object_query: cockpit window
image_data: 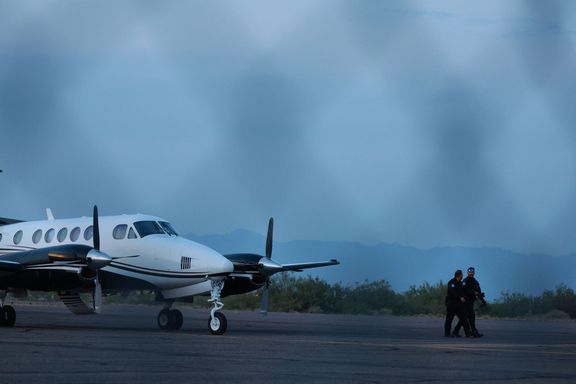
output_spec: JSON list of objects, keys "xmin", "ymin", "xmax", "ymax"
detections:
[
  {"xmin": 133, "ymin": 221, "xmax": 165, "ymax": 238},
  {"xmin": 159, "ymin": 221, "xmax": 178, "ymax": 236},
  {"xmin": 127, "ymin": 227, "xmax": 138, "ymax": 239}
]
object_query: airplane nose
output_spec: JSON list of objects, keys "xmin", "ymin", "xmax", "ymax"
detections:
[
  {"xmin": 220, "ymin": 257, "xmax": 234, "ymax": 274},
  {"xmin": 175, "ymin": 238, "xmax": 234, "ymax": 275}
]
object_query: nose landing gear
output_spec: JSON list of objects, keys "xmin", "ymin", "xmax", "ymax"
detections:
[
  {"xmin": 208, "ymin": 312, "xmax": 227, "ymax": 335},
  {"xmin": 208, "ymin": 279, "xmax": 227, "ymax": 335}
]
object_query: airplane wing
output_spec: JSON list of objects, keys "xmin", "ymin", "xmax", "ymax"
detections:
[
  {"xmin": 0, "ymin": 244, "xmax": 101, "ymax": 273},
  {"xmin": 0, "ymin": 217, "xmax": 24, "ymax": 226},
  {"xmin": 0, "ymin": 259, "xmax": 23, "ymax": 272},
  {"xmin": 277, "ymin": 259, "xmax": 339, "ymax": 272},
  {"xmin": 225, "ymin": 253, "xmax": 340, "ymax": 275}
]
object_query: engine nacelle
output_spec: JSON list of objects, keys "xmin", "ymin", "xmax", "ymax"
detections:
[
  {"xmin": 221, "ymin": 274, "xmax": 266, "ymax": 297},
  {"xmin": 78, "ymin": 267, "xmax": 98, "ymax": 281}
]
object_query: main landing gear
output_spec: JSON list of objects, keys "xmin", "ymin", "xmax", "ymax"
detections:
[
  {"xmin": 0, "ymin": 306, "xmax": 16, "ymax": 327},
  {"xmin": 0, "ymin": 292, "xmax": 16, "ymax": 327},
  {"xmin": 208, "ymin": 279, "xmax": 227, "ymax": 335},
  {"xmin": 157, "ymin": 302, "xmax": 183, "ymax": 330}
]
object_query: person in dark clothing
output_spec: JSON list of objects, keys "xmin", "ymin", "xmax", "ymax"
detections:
[
  {"xmin": 454, "ymin": 267, "xmax": 485, "ymax": 338},
  {"xmin": 444, "ymin": 270, "xmax": 471, "ymax": 337}
]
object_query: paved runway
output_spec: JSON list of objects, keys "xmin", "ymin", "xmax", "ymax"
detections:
[{"xmin": 0, "ymin": 304, "xmax": 575, "ymax": 383}]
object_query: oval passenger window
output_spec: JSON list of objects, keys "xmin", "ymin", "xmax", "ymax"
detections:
[
  {"xmin": 57, "ymin": 228, "xmax": 68, "ymax": 243},
  {"xmin": 13, "ymin": 230, "xmax": 23, "ymax": 245},
  {"xmin": 45, "ymin": 229, "xmax": 55, "ymax": 243},
  {"xmin": 84, "ymin": 226, "xmax": 93, "ymax": 241},
  {"xmin": 113, "ymin": 224, "xmax": 128, "ymax": 240},
  {"xmin": 70, "ymin": 227, "xmax": 81, "ymax": 242},
  {"xmin": 32, "ymin": 229, "xmax": 43, "ymax": 244}
]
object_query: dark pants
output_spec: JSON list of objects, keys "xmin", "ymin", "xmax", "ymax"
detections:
[
  {"xmin": 455, "ymin": 301, "xmax": 476, "ymax": 333},
  {"xmin": 445, "ymin": 302, "xmax": 471, "ymax": 336}
]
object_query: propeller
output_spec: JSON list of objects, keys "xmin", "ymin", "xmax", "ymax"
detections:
[
  {"xmin": 88, "ymin": 205, "xmax": 108, "ymax": 313},
  {"xmin": 85, "ymin": 205, "xmax": 112, "ymax": 269},
  {"xmin": 224, "ymin": 217, "xmax": 339, "ymax": 315},
  {"xmin": 259, "ymin": 218, "xmax": 276, "ymax": 315}
]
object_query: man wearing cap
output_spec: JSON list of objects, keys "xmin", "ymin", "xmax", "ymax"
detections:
[
  {"xmin": 453, "ymin": 267, "xmax": 485, "ymax": 338},
  {"xmin": 444, "ymin": 269, "xmax": 471, "ymax": 337}
]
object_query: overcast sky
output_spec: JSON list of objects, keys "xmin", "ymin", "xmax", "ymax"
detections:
[{"xmin": 1, "ymin": 1, "xmax": 576, "ymax": 254}]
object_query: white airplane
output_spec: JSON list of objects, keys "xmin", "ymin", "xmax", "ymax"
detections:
[{"xmin": 0, "ymin": 206, "xmax": 339, "ymax": 334}]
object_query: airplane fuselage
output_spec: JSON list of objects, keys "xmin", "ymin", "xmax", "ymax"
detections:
[{"xmin": 0, "ymin": 214, "xmax": 234, "ymax": 297}]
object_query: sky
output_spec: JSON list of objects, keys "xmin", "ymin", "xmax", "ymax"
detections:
[{"xmin": 1, "ymin": 1, "xmax": 576, "ymax": 255}]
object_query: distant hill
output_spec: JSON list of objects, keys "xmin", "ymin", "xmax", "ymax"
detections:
[{"xmin": 185, "ymin": 229, "xmax": 576, "ymax": 300}]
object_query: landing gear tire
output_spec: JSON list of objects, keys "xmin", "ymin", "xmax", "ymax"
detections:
[
  {"xmin": 208, "ymin": 312, "xmax": 227, "ymax": 335},
  {"xmin": 157, "ymin": 309, "xmax": 183, "ymax": 330},
  {"xmin": 169, "ymin": 309, "xmax": 183, "ymax": 330},
  {"xmin": 157, "ymin": 309, "xmax": 171, "ymax": 330},
  {"xmin": 0, "ymin": 305, "xmax": 16, "ymax": 327}
]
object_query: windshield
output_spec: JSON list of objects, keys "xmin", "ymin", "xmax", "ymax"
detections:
[
  {"xmin": 159, "ymin": 221, "xmax": 178, "ymax": 236},
  {"xmin": 133, "ymin": 221, "xmax": 165, "ymax": 237}
]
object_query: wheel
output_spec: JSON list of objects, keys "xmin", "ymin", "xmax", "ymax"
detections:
[
  {"xmin": 157, "ymin": 309, "xmax": 171, "ymax": 330},
  {"xmin": 0, "ymin": 306, "xmax": 16, "ymax": 327},
  {"xmin": 169, "ymin": 309, "xmax": 183, "ymax": 330},
  {"xmin": 208, "ymin": 312, "xmax": 227, "ymax": 335}
]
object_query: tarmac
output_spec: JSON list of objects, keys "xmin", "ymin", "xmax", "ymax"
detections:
[{"xmin": 0, "ymin": 304, "xmax": 575, "ymax": 383}]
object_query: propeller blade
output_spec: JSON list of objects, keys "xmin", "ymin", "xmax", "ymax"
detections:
[
  {"xmin": 93, "ymin": 277, "xmax": 102, "ymax": 314},
  {"xmin": 111, "ymin": 255, "xmax": 140, "ymax": 260},
  {"xmin": 93, "ymin": 205, "xmax": 100, "ymax": 251},
  {"xmin": 260, "ymin": 282, "xmax": 269, "ymax": 316},
  {"xmin": 265, "ymin": 217, "xmax": 274, "ymax": 258}
]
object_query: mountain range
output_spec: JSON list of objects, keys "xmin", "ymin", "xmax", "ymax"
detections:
[{"xmin": 185, "ymin": 229, "xmax": 576, "ymax": 300}]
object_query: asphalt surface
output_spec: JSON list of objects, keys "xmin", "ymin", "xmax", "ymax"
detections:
[{"xmin": 0, "ymin": 304, "xmax": 575, "ymax": 383}]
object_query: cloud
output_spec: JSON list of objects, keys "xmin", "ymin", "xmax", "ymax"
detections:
[{"xmin": 1, "ymin": 1, "xmax": 576, "ymax": 255}]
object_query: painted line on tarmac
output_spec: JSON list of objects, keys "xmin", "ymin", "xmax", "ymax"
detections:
[{"xmin": 219, "ymin": 336, "xmax": 576, "ymax": 356}]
